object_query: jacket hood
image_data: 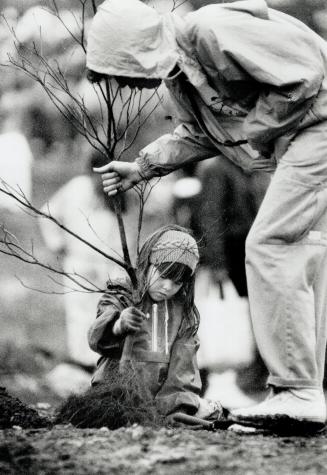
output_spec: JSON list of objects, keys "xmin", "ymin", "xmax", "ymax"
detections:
[
  {"xmin": 86, "ymin": 0, "xmax": 179, "ymax": 79},
  {"xmin": 217, "ymin": 0, "xmax": 269, "ymax": 20}
]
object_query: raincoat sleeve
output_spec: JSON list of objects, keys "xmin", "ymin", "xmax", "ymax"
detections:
[
  {"xmin": 188, "ymin": 9, "xmax": 324, "ymax": 154},
  {"xmin": 154, "ymin": 317, "xmax": 202, "ymax": 416},
  {"xmin": 88, "ymin": 290, "xmax": 129, "ymax": 357},
  {"xmin": 136, "ymin": 96, "xmax": 219, "ymax": 179}
]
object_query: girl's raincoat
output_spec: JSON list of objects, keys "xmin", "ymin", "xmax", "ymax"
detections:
[{"xmin": 88, "ymin": 284, "xmax": 202, "ymax": 416}]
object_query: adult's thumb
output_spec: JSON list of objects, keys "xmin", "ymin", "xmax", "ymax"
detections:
[{"xmin": 93, "ymin": 162, "xmax": 113, "ymax": 173}]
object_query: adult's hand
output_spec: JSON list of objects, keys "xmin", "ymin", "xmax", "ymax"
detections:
[
  {"xmin": 113, "ymin": 307, "xmax": 145, "ymax": 335},
  {"xmin": 93, "ymin": 161, "xmax": 143, "ymax": 196}
]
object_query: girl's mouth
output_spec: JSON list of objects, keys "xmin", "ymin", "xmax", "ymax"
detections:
[{"xmin": 155, "ymin": 292, "xmax": 167, "ymax": 299}]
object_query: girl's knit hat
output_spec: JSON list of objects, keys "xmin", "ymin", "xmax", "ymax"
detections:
[{"xmin": 149, "ymin": 229, "xmax": 199, "ymax": 274}]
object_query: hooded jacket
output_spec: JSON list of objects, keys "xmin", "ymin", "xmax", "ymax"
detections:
[
  {"xmin": 87, "ymin": 0, "xmax": 327, "ymax": 174},
  {"xmin": 88, "ymin": 283, "xmax": 201, "ymax": 416}
]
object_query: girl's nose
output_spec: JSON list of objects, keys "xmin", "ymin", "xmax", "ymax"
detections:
[{"xmin": 163, "ymin": 279, "xmax": 174, "ymax": 292}]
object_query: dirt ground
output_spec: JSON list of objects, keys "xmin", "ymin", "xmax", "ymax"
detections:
[
  {"xmin": 2, "ymin": 422, "xmax": 327, "ymax": 475},
  {"xmin": 0, "ymin": 426, "xmax": 327, "ymax": 475},
  {"xmin": 2, "ymin": 206, "xmax": 327, "ymax": 475}
]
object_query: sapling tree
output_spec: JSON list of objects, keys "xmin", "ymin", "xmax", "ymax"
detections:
[
  {"xmin": 0, "ymin": 0, "xmax": 172, "ymax": 298},
  {"xmin": 0, "ymin": 0, "xmax": 194, "ymax": 428}
]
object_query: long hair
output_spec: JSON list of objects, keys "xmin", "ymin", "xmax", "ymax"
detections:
[{"xmin": 136, "ymin": 224, "xmax": 199, "ymax": 332}]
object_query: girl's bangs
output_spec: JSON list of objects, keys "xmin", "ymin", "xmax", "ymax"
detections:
[{"xmin": 155, "ymin": 261, "xmax": 192, "ymax": 283}]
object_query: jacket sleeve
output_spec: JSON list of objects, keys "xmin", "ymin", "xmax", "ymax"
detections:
[
  {"xmin": 188, "ymin": 9, "xmax": 324, "ymax": 153},
  {"xmin": 136, "ymin": 90, "xmax": 218, "ymax": 179},
  {"xmin": 87, "ymin": 291, "xmax": 127, "ymax": 356},
  {"xmin": 154, "ymin": 321, "xmax": 202, "ymax": 416}
]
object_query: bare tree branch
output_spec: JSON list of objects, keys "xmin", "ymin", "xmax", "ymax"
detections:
[
  {"xmin": 0, "ymin": 0, "xmax": 169, "ymax": 300},
  {"xmin": 0, "ymin": 180, "xmax": 127, "ymax": 270}
]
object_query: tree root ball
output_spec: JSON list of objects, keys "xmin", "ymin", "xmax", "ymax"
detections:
[{"xmin": 55, "ymin": 364, "xmax": 163, "ymax": 430}]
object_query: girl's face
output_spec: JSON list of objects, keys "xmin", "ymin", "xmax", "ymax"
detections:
[{"xmin": 146, "ymin": 265, "xmax": 183, "ymax": 302}]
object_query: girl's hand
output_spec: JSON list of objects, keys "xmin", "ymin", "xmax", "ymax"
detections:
[
  {"xmin": 93, "ymin": 161, "xmax": 143, "ymax": 196},
  {"xmin": 195, "ymin": 397, "xmax": 223, "ymax": 419},
  {"xmin": 113, "ymin": 307, "xmax": 145, "ymax": 335}
]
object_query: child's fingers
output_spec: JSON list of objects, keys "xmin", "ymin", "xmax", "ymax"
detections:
[
  {"xmin": 124, "ymin": 311, "xmax": 143, "ymax": 324},
  {"xmin": 130, "ymin": 308, "xmax": 146, "ymax": 319},
  {"xmin": 121, "ymin": 308, "xmax": 146, "ymax": 331},
  {"xmin": 129, "ymin": 316, "xmax": 144, "ymax": 327},
  {"xmin": 126, "ymin": 320, "xmax": 142, "ymax": 332}
]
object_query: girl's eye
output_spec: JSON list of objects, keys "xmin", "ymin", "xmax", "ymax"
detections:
[{"xmin": 174, "ymin": 280, "xmax": 183, "ymax": 286}]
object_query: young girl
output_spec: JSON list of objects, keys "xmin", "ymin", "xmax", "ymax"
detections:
[{"xmin": 88, "ymin": 225, "xmax": 222, "ymax": 420}]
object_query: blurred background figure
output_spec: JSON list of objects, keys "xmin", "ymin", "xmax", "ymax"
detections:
[
  {"xmin": 38, "ymin": 151, "xmax": 133, "ymax": 370},
  {"xmin": 171, "ymin": 164, "xmax": 203, "ymax": 236},
  {"xmin": 197, "ymin": 157, "xmax": 271, "ymax": 408},
  {"xmin": 198, "ymin": 157, "xmax": 269, "ymax": 300},
  {"xmin": 172, "ymin": 157, "xmax": 270, "ymax": 409},
  {"xmin": 138, "ymin": 174, "xmax": 177, "ymax": 242},
  {"xmin": 0, "ymin": 114, "xmax": 34, "ymax": 211}
]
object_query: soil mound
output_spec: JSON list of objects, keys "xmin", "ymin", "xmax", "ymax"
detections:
[{"xmin": 0, "ymin": 387, "xmax": 50, "ymax": 429}]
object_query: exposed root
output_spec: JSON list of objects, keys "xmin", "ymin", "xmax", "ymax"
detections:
[{"xmin": 55, "ymin": 363, "xmax": 163, "ymax": 429}]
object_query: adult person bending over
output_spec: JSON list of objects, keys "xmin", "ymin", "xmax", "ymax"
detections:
[{"xmin": 87, "ymin": 0, "xmax": 327, "ymax": 434}]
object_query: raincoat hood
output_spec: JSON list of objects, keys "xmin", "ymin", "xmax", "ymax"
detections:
[
  {"xmin": 86, "ymin": 0, "xmax": 179, "ymax": 79},
  {"xmin": 216, "ymin": 0, "xmax": 268, "ymax": 19}
]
